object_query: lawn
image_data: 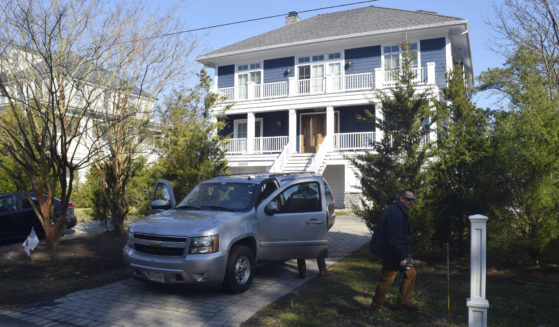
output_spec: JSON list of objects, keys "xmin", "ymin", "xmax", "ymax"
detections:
[{"xmin": 1, "ymin": 232, "xmax": 558, "ymax": 326}]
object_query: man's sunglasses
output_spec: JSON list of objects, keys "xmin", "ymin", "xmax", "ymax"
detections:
[{"xmin": 404, "ymin": 197, "xmax": 415, "ymax": 202}]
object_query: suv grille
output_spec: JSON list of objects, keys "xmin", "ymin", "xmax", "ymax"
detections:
[{"xmin": 133, "ymin": 233, "xmax": 187, "ymax": 256}]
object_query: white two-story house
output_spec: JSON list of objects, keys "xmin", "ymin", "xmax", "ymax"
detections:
[{"xmin": 195, "ymin": 6, "xmax": 473, "ymax": 208}]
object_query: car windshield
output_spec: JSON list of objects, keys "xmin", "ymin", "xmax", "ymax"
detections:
[{"xmin": 176, "ymin": 182, "xmax": 256, "ymax": 212}]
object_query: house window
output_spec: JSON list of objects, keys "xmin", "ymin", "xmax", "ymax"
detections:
[
  {"xmin": 383, "ymin": 43, "xmax": 419, "ymax": 70},
  {"xmin": 298, "ymin": 57, "xmax": 310, "ymax": 63},
  {"xmin": 234, "ymin": 119, "xmax": 263, "ymax": 139},
  {"xmin": 236, "ymin": 63, "xmax": 262, "ymax": 99},
  {"xmin": 328, "ymin": 53, "xmax": 341, "ymax": 60}
]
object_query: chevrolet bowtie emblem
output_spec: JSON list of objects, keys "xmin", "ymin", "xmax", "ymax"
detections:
[{"xmin": 149, "ymin": 241, "xmax": 162, "ymax": 247}]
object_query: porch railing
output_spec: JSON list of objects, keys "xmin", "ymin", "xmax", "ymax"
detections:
[
  {"xmin": 334, "ymin": 132, "xmax": 375, "ymax": 151},
  {"xmin": 254, "ymin": 136, "xmax": 289, "ymax": 153},
  {"xmin": 224, "ymin": 138, "xmax": 247, "ymax": 154},
  {"xmin": 215, "ymin": 62, "xmax": 435, "ymax": 102},
  {"xmin": 381, "ymin": 67, "xmax": 426, "ymax": 88}
]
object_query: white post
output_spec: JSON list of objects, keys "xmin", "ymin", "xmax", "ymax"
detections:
[
  {"xmin": 374, "ymin": 102, "xmax": 383, "ymax": 145},
  {"xmin": 467, "ymin": 214, "xmax": 489, "ymax": 327},
  {"xmin": 288, "ymin": 77, "xmax": 297, "ymax": 96},
  {"xmin": 247, "ymin": 81, "xmax": 255, "ymax": 100},
  {"xmin": 289, "ymin": 109, "xmax": 297, "ymax": 152},
  {"xmin": 374, "ymin": 67, "xmax": 384, "ymax": 89},
  {"xmin": 247, "ymin": 112, "xmax": 255, "ymax": 154},
  {"xmin": 326, "ymin": 106, "xmax": 334, "ymax": 150},
  {"xmin": 427, "ymin": 62, "xmax": 436, "ymax": 85}
]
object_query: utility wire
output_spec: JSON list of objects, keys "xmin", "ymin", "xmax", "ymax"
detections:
[{"xmin": 143, "ymin": 0, "xmax": 378, "ymax": 41}]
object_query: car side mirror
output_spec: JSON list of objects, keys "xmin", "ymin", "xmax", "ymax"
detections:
[
  {"xmin": 151, "ymin": 199, "xmax": 172, "ymax": 210},
  {"xmin": 264, "ymin": 201, "xmax": 278, "ymax": 216}
]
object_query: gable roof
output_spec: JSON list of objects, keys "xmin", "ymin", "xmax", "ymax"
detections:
[{"xmin": 197, "ymin": 5, "xmax": 467, "ymax": 62}]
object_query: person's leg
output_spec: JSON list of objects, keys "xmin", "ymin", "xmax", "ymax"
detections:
[
  {"xmin": 372, "ymin": 264, "xmax": 398, "ymax": 309},
  {"xmin": 297, "ymin": 259, "xmax": 306, "ymax": 279},
  {"xmin": 317, "ymin": 257, "xmax": 331, "ymax": 276},
  {"xmin": 396, "ymin": 266, "xmax": 417, "ymax": 308}
]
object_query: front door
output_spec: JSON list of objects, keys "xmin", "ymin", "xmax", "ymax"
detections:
[{"xmin": 301, "ymin": 114, "xmax": 326, "ymax": 153}]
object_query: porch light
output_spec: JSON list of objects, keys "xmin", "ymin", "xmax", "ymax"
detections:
[
  {"xmin": 346, "ymin": 60, "xmax": 352, "ymax": 67},
  {"xmin": 277, "ymin": 120, "xmax": 283, "ymax": 127},
  {"xmin": 285, "ymin": 67, "xmax": 291, "ymax": 74}
]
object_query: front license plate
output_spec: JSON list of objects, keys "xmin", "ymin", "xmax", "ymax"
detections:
[{"xmin": 145, "ymin": 271, "xmax": 165, "ymax": 283}]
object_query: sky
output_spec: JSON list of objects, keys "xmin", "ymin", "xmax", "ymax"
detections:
[{"xmin": 146, "ymin": 0, "xmax": 506, "ymax": 107}]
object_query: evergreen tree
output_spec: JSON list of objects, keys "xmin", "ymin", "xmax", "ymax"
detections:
[
  {"xmin": 429, "ymin": 66, "xmax": 491, "ymax": 257},
  {"xmin": 150, "ymin": 69, "xmax": 230, "ymax": 201},
  {"xmin": 480, "ymin": 47, "xmax": 559, "ymax": 264},
  {"xmin": 352, "ymin": 43, "xmax": 433, "ymax": 250}
]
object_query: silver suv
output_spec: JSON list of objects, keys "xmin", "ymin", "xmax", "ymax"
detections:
[{"xmin": 122, "ymin": 173, "xmax": 335, "ymax": 293}]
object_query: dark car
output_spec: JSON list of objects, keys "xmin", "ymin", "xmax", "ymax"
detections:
[{"xmin": 0, "ymin": 193, "xmax": 77, "ymax": 242}]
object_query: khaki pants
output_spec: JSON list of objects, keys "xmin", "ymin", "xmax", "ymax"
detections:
[{"xmin": 372, "ymin": 263, "xmax": 416, "ymax": 307}]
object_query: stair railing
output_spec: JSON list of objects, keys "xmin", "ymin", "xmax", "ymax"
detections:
[
  {"xmin": 268, "ymin": 141, "xmax": 292, "ymax": 173},
  {"xmin": 308, "ymin": 135, "xmax": 332, "ymax": 173}
]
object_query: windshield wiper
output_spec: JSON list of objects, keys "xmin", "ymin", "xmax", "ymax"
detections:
[
  {"xmin": 200, "ymin": 205, "xmax": 236, "ymax": 212},
  {"xmin": 175, "ymin": 204, "xmax": 201, "ymax": 210}
]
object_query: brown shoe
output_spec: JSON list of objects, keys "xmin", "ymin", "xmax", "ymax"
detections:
[
  {"xmin": 370, "ymin": 301, "xmax": 390, "ymax": 313},
  {"xmin": 396, "ymin": 302, "xmax": 419, "ymax": 312}
]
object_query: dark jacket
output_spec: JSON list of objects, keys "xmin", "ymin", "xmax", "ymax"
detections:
[{"xmin": 369, "ymin": 201, "xmax": 411, "ymax": 268}]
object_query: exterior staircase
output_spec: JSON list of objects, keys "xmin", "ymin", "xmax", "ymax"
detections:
[{"xmin": 281, "ymin": 153, "xmax": 315, "ymax": 173}]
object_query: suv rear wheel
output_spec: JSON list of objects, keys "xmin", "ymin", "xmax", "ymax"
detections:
[{"xmin": 224, "ymin": 245, "xmax": 254, "ymax": 293}]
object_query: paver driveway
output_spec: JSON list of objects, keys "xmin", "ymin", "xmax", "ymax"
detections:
[{"xmin": 0, "ymin": 214, "xmax": 370, "ymax": 327}]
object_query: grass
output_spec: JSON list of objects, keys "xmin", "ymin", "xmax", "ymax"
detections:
[
  {"xmin": 1, "ymin": 231, "xmax": 558, "ymax": 326},
  {"xmin": 242, "ymin": 245, "xmax": 559, "ymax": 327}
]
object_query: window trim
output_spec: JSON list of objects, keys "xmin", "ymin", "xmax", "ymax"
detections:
[
  {"xmin": 381, "ymin": 42, "xmax": 421, "ymax": 69},
  {"xmin": 233, "ymin": 118, "xmax": 264, "ymax": 139}
]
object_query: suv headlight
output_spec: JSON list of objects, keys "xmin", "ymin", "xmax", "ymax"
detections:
[{"xmin": 189, "ymin": 235, "xmax": 219, "ymax": 254}]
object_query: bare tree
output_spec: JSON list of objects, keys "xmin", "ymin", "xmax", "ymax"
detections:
[
  {"xmin": 90, "ymin": 2, "xmax": 197, "ymax": 234},
  {"xmin": 489, "ymin": 0, "xmax": 559, "ymax": 95},
  {"xmin": 0, "ymin": 0, "xmax": 196, "ymax": 247}
]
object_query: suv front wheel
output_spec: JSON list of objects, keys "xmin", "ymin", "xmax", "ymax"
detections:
[{"xmin": 224, "ymin": 245, "xmax": 254, "ymax": 293}]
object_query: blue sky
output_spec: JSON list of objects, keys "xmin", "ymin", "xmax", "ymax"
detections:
[{"xmin": 148, "ymin": 0, "xmax": 505, "ymax": 107}]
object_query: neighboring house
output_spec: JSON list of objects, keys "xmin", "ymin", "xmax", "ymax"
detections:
[
  {"xmin": 0, "ymin": 46, "xmax": 157, "ymax": 183},
  {"xmin": 195, "ymin": 6, "xmax": 473, "ymax": 208}
]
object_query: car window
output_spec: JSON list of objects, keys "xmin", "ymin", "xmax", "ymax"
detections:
[
  {"xmin": 273, "ymin": 182, "xmax": 321, "ymax": 213},
  {"xmin": 0, "ymin": 195, "xmax": 17, "ymax": 212},
  {"xmin": 256, "ymin": 181, "xmax": 278, "ymax": 206},
  {"xmin": 19, "ymin": 194, "xmax": 38, "ymax": 210},
  {"xmin": 154, "ymin": 183, "xmax": 172, "ymax": 204},
  {"xmin": 177, "ymin": 182, "xmax": 256, "ymax": 211}
]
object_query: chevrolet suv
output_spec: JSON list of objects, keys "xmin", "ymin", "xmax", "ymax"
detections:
[{"xmin": 122, "ymin": 173, "xmax": 335, "ymax": 293}]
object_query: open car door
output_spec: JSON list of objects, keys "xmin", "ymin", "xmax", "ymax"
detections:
[
  {"xmin": 150, "ymin": 179, "xmax": 176, "ymax": 214},
  {"xmin": 257, "ymin": 180, "xmax": 328, "ymax": 260}
]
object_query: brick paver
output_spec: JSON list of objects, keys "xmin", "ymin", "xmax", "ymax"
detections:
[{"xmin": 0, "ymin": 214, "xmax": 370, "ymax": 327}]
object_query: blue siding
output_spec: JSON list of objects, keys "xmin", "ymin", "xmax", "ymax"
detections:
[
  {"xmin": 420, "ymin": 38, "xmax": 446, "ymax": 87},
  {"xmin": 264, "ymin": 57, "xmax": 295, "ymax": 83},
  {"xmin": 218, "ymin": 114, "xmax": 245, "ymax": 137},
  {"xmin": 338, "ymin": 105, "xmax": 375, "ymax": 133},
  {"xmin": 344, "ymin": 46, "xmax": 381, "ymax": 74},
  {"xmin": 256, "ymin": 111, "xmax": 289, "ymax": 137},
  {"xmin": 217, "ymin": 65, "xmax": 235, "ymax": 88}
]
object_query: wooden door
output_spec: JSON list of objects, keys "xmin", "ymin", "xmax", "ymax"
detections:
[{"xmin": 301, "ymin": 114, "xmax": 326, "ymax": 153}]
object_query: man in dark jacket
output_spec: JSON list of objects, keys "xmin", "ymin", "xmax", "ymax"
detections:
[{"xmin": 369, "ymin": 189, "xmax": 418, "ymax": 312}]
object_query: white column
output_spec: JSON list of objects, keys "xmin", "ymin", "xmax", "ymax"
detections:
[
  {"xmin": 326, "ymin": 106, "xmax": 334, "ymax": 151},
  {"xmin": 427, "ymin": 62, "xmax": 436, "ymax": 85},
  {"xmin": 374, "ymin": 67, "xmax": 384, "ymax": 89},
  {"xmin": 467, "ymin": 214, "xmax": 489, "ymax": 327},
  {"xmin": 289, "ymin": 109, "xmax": 297, "ymax": 152},
  {"xmin": 247, "ymin": 112, "xmax": 255, "ymax": 154}
]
